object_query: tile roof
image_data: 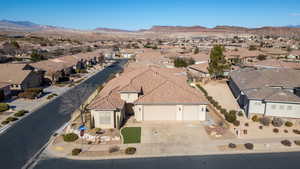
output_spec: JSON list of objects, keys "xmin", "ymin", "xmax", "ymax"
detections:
[
  {"xmin": 88, "ymin": 65, "xmax": 208, "ymax": 110},
  {"xmin": 0, "ymin": 64, "xmax": 32, "ymax": 84},
  {"xmin": 230, "ymin": 68, "xmax": 300, "ymax": 103}
]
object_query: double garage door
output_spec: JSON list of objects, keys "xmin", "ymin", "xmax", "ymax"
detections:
[{"xmin": 143, "ymin": 105, "xmax": 199, "ymax": 121}]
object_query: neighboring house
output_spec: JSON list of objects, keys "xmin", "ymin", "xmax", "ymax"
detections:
[
  {"xmin": 229, "ymin": 68, "xmax": 300, "ymax": 118},
  {"xmin": 0, "ymin": 64, "xmax": 44, "ymax": 91},
  {"xmin": 225, "ymin": 48, "xmax": 263, "ymax": 64},
  {"xmin": 0, "ymin": 83, "xmax": 11, "ymax": 100},
  {"xmin": 88, "ymin": 66, "xmax": 208, "ymax": 129},
  {"xmin": 187, "ymin": 62, "xmax": 210, "ymax": 81}
]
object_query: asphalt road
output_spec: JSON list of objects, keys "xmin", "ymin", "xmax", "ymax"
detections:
[
  {"xmin": 0, "ymin": 60, "xmax": 126, "ymax": 169},
  {"xmin": 33, "ymin": 151, "xmax": 300, "ymax": 169}
]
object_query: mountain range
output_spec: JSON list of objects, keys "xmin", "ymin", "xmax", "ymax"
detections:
[{"xmin": 1, "ymin": 19, "xmax": 300, "ymax": 38}]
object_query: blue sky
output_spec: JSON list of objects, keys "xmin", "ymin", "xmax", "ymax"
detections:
[{"xmin": 1, "ymin": 0, "xmax": 300, "ymax": 30}]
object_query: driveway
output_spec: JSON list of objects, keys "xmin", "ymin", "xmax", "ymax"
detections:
[{"xmin": 127, "ymin": 122, "xmax": 216, "ymax": 156}]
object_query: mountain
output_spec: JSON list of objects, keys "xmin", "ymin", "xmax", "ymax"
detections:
[
  {"xmin": 287, "ymin": 25, "xmax": 300, "ymax": 28},
  {"xmin": 0, "ymin": 19, "xmax": 60, "ymax": 32},
  {"xmin": 94, "ymin": 27, "xmax": 133, "ymax": 33},
  {"xmin": 143, "ymin": 25, "xmax": 208, "ymax": 32}
]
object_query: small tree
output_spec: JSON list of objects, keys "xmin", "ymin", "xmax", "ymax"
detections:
[
  {"xmin": 194, "ymin": 47, "xmax": 199, "ymax": 54},
  {"xmin": 207, "ymin": 45, "xmax": 229, "ymax": 78}
]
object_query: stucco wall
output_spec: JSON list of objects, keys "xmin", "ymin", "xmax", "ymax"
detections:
[
  {"xmin": 91, "ymin": 110, "xmax": 114, "ymax": 129},
  {"xmin": 248, "ymin": 100, "xmax": 265, "ymax": 115},
  {"xmin": 134, "ymin": 104, "xmax": 207, "ymax": 121},
  {"xmin": 265, "ymin": 102, "xmax": 300, "ymax": 118}
]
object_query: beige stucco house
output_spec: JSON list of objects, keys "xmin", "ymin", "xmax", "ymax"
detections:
[
  {"xmin": 87, "ymin": 66, "xmax": 208, "ymax": 129},
  {"xmin": 0, "ymin": 64, "xmax": 44, "ymax": 91}
]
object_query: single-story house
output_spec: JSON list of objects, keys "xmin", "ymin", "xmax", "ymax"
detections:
[
  {"xmin": 0, "ymin": 82, "xmax": 11, "ymax": 101},
  {"xmin": 229, "ymin": 68, "xmax": 300, "ymax": 118},
  {"xmin": 187, "ymin": 62, "xmax": 210, "ymax": 81},
  {"xmin": 88, "ymin": 66, "xmax": 208, "ymax": 129},
  {"xmin": 0, "ymin": 64, "xmax": 44, "ymax": 91}
]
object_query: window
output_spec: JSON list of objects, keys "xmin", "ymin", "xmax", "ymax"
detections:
[
  {"xmin": 271, "ymin": 105, "xmax": 276, "ymax": 109},
  {"xmin": 99, "ymin": 112, "xmax": 111, "ymax": 124}
]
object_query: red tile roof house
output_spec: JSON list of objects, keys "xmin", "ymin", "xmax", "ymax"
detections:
[
  {"xmin": 0, "ymin": 82, "xmax": 11, "ymax": 101},
  {"xmin": 87, "ymin": 66, "xmax": 208, "ymax": 129}
]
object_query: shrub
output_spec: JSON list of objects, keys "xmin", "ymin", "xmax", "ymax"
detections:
[
  {"xmin": 294, "ymin": 140, "xmax": 300, "ymax": 146},
  {"xmin": 259, "ymin": 126, "xmax": 263, "ymax": 130},
  {"xmin": 18, "ymin": 110, "xmax": 29, "ymax": 114},
  {"xmin": 252, "ymin": 115, "xmax": 259, "ymax": 122},
  {"xmin": 6, "ymin": 117, "xmax": 18, "ymax": 122},
  {"xmin": 14, "ymin": 111, "xmax": 25, "ymax": 117},
  {"xmin": 72, "ymin": 148, "xmax": 82, "ymax": 155},
  {"xmin": 63, "ymin": 133, "xmax": 79, "ymax": 142},
  {"xmin": 272, "ymin": 118, "xmax": 283, "ymax": 127},
  {"xmin": 260, "ymin": 117, "xmax": 271, "ymax": 126},
  {"xmin": 228, "ymin": 143, "xmax": 236, "ymax": 149},
  {"xmin": 1, "ymin": 120, "xmax": 9, "ymax": 125},
  {"xmin": 109, "ymin": 146, "xmax": 120, "ymax": 153},
  {"xmin": 244, "ymin": 143, "xmax": 254, "ymax": 150},
  {"xmin": 18, "ymin": 92, "xmax": 37, "ymax": 99},
  {"xmin": 237, "ymin": 111, "xmax": 243, "ymax": 117},
  {"xmin": 245, "ymin": 123, "xmax": 249, "ymax": 127},
  {"xmin": 284, "ymin": 129, "xmax": 288, "ymax": 133},
  {"xmin": 125, "ymin": 147, "xmax": 136, "ymax": 155},
  {"xmin": 233, "ymin": 120, "xmax": 240, "ymax": 127},
  {"xmin": 220, "ymin": 108, "xmax": 227, "ymax": 114},
  {"xmin": 273, "ymin": 128, "xmax": 279, "ymax": 133},
  {"xmin": 281, "ymin": 140, "xmax": 292, "ymax": 147},
  {"xmin": 293, "ymin": 129, "xmax": 300, "ymax": 135},
  {"xmin": 26, "ymin": 88, "xmax": 43, "ymax": 93},
  {"xmin": 0, "ymin": 103, "xmax": 9, "ymax": 112},
  {"xmin": 225, "ymin": 111, "xmax": 237, "ymax": 123},
  {"xmin": 285, "ymin": 121, "xmax": 293, "ymax": 127}
]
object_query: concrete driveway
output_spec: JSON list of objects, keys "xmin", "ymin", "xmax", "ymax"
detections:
[{"xmin": 128, "ymin": 121, "xmax": 216, "ymax": 156}]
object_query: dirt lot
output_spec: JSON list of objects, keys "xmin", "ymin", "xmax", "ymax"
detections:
[{"xmin": 203, "ymin": 80, "xmax": 240, "ymax": 111}]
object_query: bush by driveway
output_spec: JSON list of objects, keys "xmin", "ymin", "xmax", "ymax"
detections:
[{"xmin": 121, "ymin": 127, "xmax": 141, "ymax": 144}]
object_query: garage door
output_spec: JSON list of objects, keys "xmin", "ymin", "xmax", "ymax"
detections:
[
  {"xmin": 183, "ymin": 105, "xmax": 199, "ymax": 120},
  {"xmin": 143, "ymin": 105, "xmax": 176, "ymax": 120}
]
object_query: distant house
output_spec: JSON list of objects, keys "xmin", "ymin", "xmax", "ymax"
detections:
[
  {"xmin": 0, "ymin": 64, "xmax": 44, "ymax": 91},
  {"xmin": 88, "ymin": 66, "xmax": 208, "ymax": 129},
  {"xmin": 187, "ymin": 62, "xmax": 210, "ymax": 81},
  {"xmin": 0, "ymin": 83, "xmax": 11, "ymax": 101},
  {"xmin": 229, "ymin": 68, "xmax": 300, "ymax": 118}
]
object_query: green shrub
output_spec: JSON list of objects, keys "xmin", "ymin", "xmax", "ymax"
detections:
[
  {"xmin": 237, "ymin": 111, "xmax": 243, "ymax": 117},
  {"xmin": 293, "ymin": 129, "xmax": 300, "ymax": 134},
  {"xmin": 72, "ymin": 148, "xmax": 82, "ymax": 155},
  {"xmin": 294, "ymin": 140, "xmax": 300, "ymax": 146},
  {"xmin": 6, "ymin": 117, "xmax": 18, "ymax": 122},
  {"xmin": 125, "ymin": 147, "xmax": 136, "ymax": 155},
  {"xmin": 225, "ymin": 111, "xmax": 237, "ymax": 123},
  {"xmin": 18, "ymin": 110, "xmax": 29, "ymax": 114},
  {"xmin": 285, "ymin": 121, "xmax": 293, "ymax": 127},
  {"xmin": 251, "ymin": 115, "xmax": 259, "ymax": 122},
  {"xmin": 220, "ymin": 108, "xmax": 227, "ymax": 114},
  {"xmin": 1, "ymin": 120, "xmax": 9, "ymax": 125},
  {"xmin": 63, "ymin": 133, "xmax": 79, "ymax": 142},
  {"xmin": 0, "ymin": 103, "xmax": 9, "ymax": 112},
  {"xmin": 14, "ymin": 112, "xmax": 25, "ymax": 117}
]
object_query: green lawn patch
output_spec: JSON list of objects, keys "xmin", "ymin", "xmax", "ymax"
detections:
[{"xmin": 121, "ymin": 127, "xmax": 141, "ymax": 144}]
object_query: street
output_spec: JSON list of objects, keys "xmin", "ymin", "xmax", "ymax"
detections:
[
  {"xmin": 0, "ymin": 60, "xmax": 127, "ymax": 169},
  {"xmin": 33, "ymin": 151, "xmax": 300, "ymax": 169}
]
